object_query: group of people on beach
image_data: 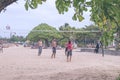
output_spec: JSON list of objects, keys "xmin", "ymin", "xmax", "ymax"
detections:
[{"xmin": 38, "ymin": 39, "xmax": 73, "ymax": 62}]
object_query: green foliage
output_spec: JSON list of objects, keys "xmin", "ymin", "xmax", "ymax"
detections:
[
  {"xmin": 10, "ymin": 35, "xmax": 26, "ymax": 42},
  {"xmin": 55, "ymin": 0, "xmax": 71, "ymax": 14},
  {"xmin": 90, "ymin": 0, "xmax": 120, "ymax": 47},
  {"xmin": 25, "ymin": 0, "xmax": 46, "ymax": 10},
  {"xmin": 100, "ymin": 21, "xmax": 116, "ymax": 47},
  {"xmin": 59, "ymin": 23, "xmax": 76, "ymax": 40},
  {"xmin": 26, "ymin": 23, "xmax": 105, "ymax": 47},
  {"xmin": 27, "ymin": 23, "xmax": 61, "ymax": 42},
  {"xmin": 55, "ymin": 0, "xmax": 87, "ymax": 21}
]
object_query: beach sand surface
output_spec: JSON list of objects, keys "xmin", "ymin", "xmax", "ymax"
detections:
[{"xmin": 0, "ymin": 46, "xmax": 120, "ymax": 80}]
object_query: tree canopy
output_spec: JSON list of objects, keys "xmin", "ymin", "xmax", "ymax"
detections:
[
  {"xmin": 27, "ymin": 23, "xmax": 61, "ymax": 47},
  {"xmin": 27, "ymin": 23, "xmax": 61, "ymax": 42}
]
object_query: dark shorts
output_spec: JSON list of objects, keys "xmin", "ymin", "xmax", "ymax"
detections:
[
  {"xmin": 52, "ymin": 47, "xmax": 56, "ymax": 53},
  {"xmin": 94, "ymin": 48, "xmax": 99, "ymax": 53},
  {"xmin": 38, "ymin": 46, "xmax": 42, "ymax": 54},
  {"xmin": 67, "ymin": 50, "xmax": 72, "ymax": 57}
]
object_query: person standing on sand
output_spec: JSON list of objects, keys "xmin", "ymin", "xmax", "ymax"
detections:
[
  {"xmin": 51, "ymin": 39, "xmax": 57, "ymax": 58},
  {"xmin": 95, "ymin": 41, "xmax": 100, "ymax": 53},
  {"xmin": 38, "ymin": 39, "xmax": 43, "ymax": 56},
  {"xmin": 66, "ymin": 40, "xmax": 73, "ymax": 62}
]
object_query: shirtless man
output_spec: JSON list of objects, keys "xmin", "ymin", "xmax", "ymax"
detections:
[
  {"xmin": 38, "ymin": 40, "xmax": 42, "ymax": 56},
  {"xmin": 51, "ymin": 39, "xmax": 57, "ymax": 58}
]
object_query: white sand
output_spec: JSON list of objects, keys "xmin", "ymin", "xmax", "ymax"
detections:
[{"xmin": 0, "ymin": 46, "xmax": 120, "ymax": 80}]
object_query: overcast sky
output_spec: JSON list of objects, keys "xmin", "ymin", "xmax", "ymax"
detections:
[{"xmin": 0, "ymin": 0, "xmax": 93, "ymax": 38}]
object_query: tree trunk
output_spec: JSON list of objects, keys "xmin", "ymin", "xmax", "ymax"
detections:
[
  {"xmin": 0, "ymin": 0, "xmax": 17, "ymax": 12},
  {"xmin": 116, "ymin": 31, "xmax": 120, "ymax": 50},
  {"xmin": 112, "ymin": 18, "xmax": 120, "ymax": 50}
]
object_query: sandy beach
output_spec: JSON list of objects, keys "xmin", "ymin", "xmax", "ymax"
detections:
[{"xmin": 0, "ymin": 46, "xmax": 120, "ymax": 80}]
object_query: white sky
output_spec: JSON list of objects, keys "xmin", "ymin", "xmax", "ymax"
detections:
[{"xmin": 0, "ymin": 0, "xmax": 93, "ymax": 38}]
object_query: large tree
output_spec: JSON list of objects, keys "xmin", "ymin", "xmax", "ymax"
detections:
[{"xmin": 27, "ymin": 23, "xmax": 61, "ymax": 47}]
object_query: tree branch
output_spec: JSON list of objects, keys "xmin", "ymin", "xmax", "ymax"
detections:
[{"xmin": 0, "ymin": 0, "xmax": 17, "ymax": 12}]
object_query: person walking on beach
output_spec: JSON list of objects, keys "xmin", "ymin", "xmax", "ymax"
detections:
[
  {"xmin": 100, "ymin": 41, "xmax": 104, "ymax": 57},
  {"xmin": 38, "ymin": 39, "xmax": 43, "ymax": 56},
  {"xmin": 94, "ymin": 41, "xmax": 100, "ymax": 53},
  {"xmin": 51, "ymin": 39, "xmax": 57, "ymax": 58},
  {"xmin": 66, "ymin": 40, "xmax": 73, "ymax": 62}
]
